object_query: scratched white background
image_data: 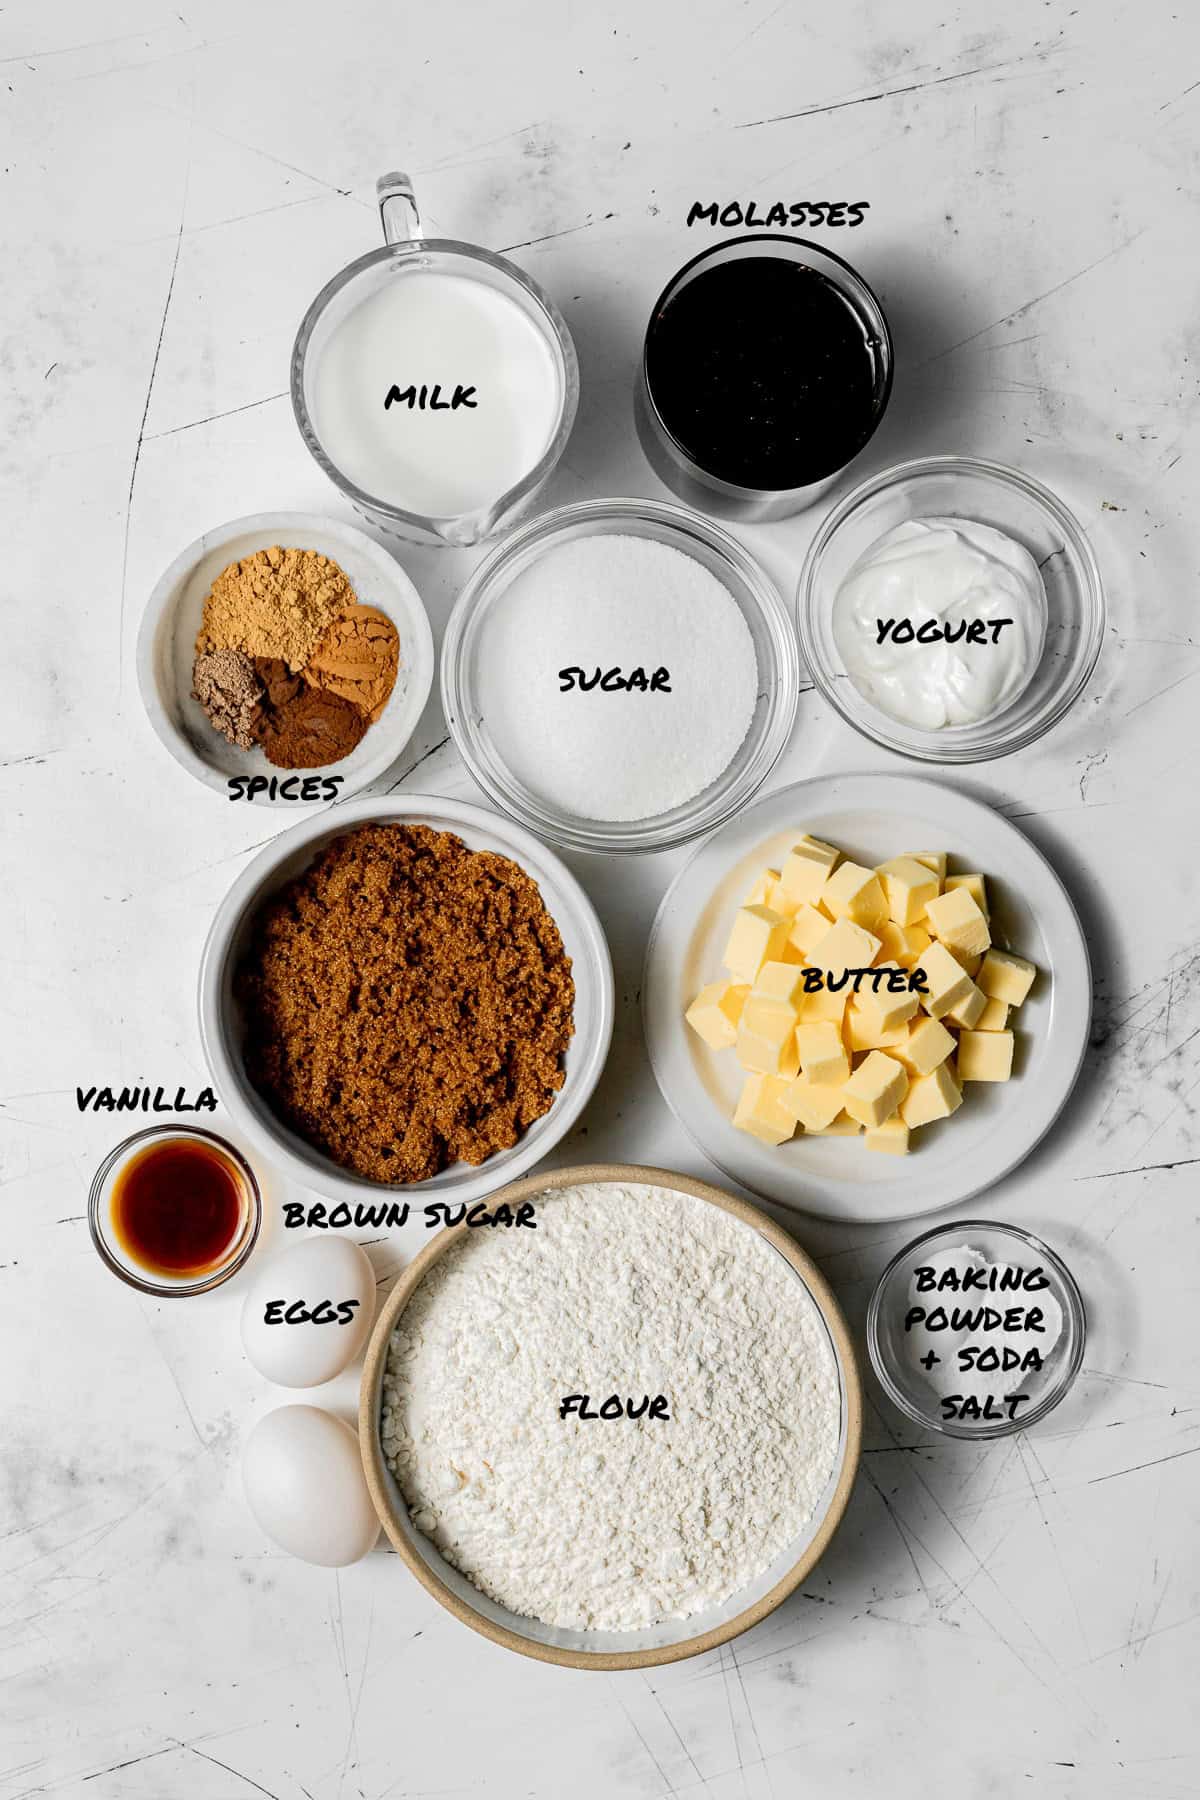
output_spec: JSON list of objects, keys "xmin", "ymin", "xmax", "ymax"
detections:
[{"xmin": 4, "ymin": 0, "xmax": 1199, "ymax": 1793}]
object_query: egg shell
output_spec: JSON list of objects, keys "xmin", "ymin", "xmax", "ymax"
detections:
[
  {"xmin": 241, "ymin": 1237, "xmax": 375, "ymax": 1387},
  {"xmin": 242, "ymin": 1405, "xmax": 380, "ymax": 1566}
]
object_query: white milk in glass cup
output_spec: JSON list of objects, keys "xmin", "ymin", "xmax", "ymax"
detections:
[{"xmin": 292, "ymin": 174, "xmax": 579, "ymax": 547}]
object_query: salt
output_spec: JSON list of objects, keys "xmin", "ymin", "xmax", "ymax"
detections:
[{"xmin": 475, "ymin": 533, "xmax": 759, "ymax": 821}]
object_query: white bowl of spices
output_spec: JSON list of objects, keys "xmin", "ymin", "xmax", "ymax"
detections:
[
  {"xmin": 441, "ymin": 497, "xmax": 799, "ymax": 854},
  {"xmin": 137, "ymin": 512, "xmax": 434, "ymax": 805}
]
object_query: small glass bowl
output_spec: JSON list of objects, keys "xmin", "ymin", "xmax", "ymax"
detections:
[
  {"xmin": 440, "ymin": 496, "xmax": 800, "ymax": 855},
  {"xmin": 867, "ymin": 1220, "xmax": 1086, "ymax": 1440},
  {"xmin": 797, "ymin": 456, "xmax": 1105, "ymax": 761},
  {"xmin": 89, "ymin": 1125, "xmax": 262, "ymax": 1297}
]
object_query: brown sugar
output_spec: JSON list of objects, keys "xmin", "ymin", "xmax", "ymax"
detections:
[{"xmin": 235, "ymin": 825, "xmax": 576, "ymax": 1183}]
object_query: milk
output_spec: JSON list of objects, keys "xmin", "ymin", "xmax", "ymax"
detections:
[{"xmin": 312, "ymin": 270, "xmax": 563, "ymax": 519}]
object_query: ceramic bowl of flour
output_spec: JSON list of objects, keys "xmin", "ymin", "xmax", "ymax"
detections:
[
  {"xmin": 136, "ymin": 511, "xmax": 435, "ymax": 805},
  {"xmin": 359, "ymin": 1163, "xmax": 861, "ymax": 1670}
]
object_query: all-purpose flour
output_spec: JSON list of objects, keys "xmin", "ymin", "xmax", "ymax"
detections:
[{"xmin": 381, "ymin": 1183, "xmax": 841, "ymax": 1631}]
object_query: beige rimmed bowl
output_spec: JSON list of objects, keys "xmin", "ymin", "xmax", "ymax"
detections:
[{"xmin": 359, "ymin": 1162, "xmax": 861, "ymax": 1671}]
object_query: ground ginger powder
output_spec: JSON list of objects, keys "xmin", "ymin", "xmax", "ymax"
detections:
[
  {"xmin": 196, "ymin": 546, "xmax": 354, "ymax": 671},
  {"xmin": 235, "ymin": 825, "xmax": 575, "ymax": 1184}
]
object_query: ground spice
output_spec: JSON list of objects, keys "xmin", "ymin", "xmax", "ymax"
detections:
[
  {"xmin": 306, "ymin": 603, "xmax": 400, "ymax": 722},
  {"xmin": 257, "ymin": 681, "xmax": 367, "ymax": 769},
  {"xmin": 236, "ymin": 825, "xmax": 575, "ymax": 1183},
  {"xmin": 191, "ymin": 649, "xmax": 263, "ymax": 750},
  {"xmin": 196, "ymin": 546, "xmax": 354, "ymax": 671}
]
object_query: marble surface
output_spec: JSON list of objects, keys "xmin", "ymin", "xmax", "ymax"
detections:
[{"xmin": 4, "ymin": 0, "xmax": 1199, "ymax": 1793}]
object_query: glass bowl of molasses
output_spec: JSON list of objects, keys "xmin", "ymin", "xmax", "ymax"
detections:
[{"xmin": 88, "ymin": 1125, "xmax": 262, "ymax": 1297}]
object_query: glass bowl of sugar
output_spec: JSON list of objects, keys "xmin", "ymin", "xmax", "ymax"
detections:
[
  {"xmin": 441, "ymin": 496, "xmax": 800, "ymax": 854},
  {"xmin": 867, "ymin": 1220, "xmax": 1086, "ymax": 1439}
]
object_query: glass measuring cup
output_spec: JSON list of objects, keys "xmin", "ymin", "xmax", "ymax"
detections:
[{"xmin": 291, "ymin": 173, "xmax": 580, "ymax": 548}]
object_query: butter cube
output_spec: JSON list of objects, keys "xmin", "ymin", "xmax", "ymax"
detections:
[
  {"xmin": 685, "ymin": 981, "xmax": 748, "ymax": 1049},
  {"xmin": 875, "ymin": 920, "xmax": 931, "ymax": 969},
  {"xmin": 876, "ymin": 856, "xmax": 940, "ymax": 926},
  {"xmin": 845, "ymin": 1006, "xmax": 909, "ymax": 1053},
  {"xmin": 921, "ymin": 936, "xmax": 978, "ymax": 1022},
  {"xmin": 894, "ymin": 1015, "xmax": 956, "ymax": 1076},
  {"xmin": 723, "ymin": 904, "xmax": 790, "ymax": 982},
  {"xmin": 765, "ymin": 874, "xmax": 799, "ymax": 919},
  {"xmin": 925, "ymin": 887, "xmax": 991, "ymax": 960},
  {"xmin": 808, "ymin": 1111, "xmax": 861, "ymax": 1136},
  {"xmin": 751, "ymin": 961, "xmax": 807, "ymax": 1012},
  {"xmin": 733, "ymin": 1074, "xmax": 797, "ymax": 1145},
  {"xmin": 976, "ymin": 997, "xmax": 1010, "ymax": 1032},
  {"xmin": 737, "ymin": 1000, "xmax": 801, "ymax": 1078},
  {"xmin": 745, "ymin": 867, "xmax": 780, "ymax": 905},
  {"xmin": 787, "ymin": 902, "xmax": 829, "ymax": 958},
  {"xmin": 946, "ymin": 946, "xmax": 983, "ymax": 977},
  {"xmin": 795, "ymin": 1019, "xmax": 850, "ymax": 1086},
  {"xmin": 958, "ymin": 1028, "xmax": 1015, "ymax": 1082},
  {"xmin": 946, "ymin": 980, "xmax": 987, "ymax": 1030},
  {"xmin": 781, "ymin": 1076, "xmax": 847, "ymax": 1131},
  {"xmin": 900, "ymin": 1061, "xmax": 962, "ymax": 1128},
  {"xmin": 978, "ymin": 948, "xmax": 1037, "ymax": 1009},
  {"xmin": 865, "ymin": 1117, "xmax": 911, "ymax": 1156},
  {"xmin": 854, "ymin": 965, "xmax": 920, "ymax": 1034},
  {"xmin": 906, "ymin": 852, "xmax": 948, "ymax": 884},
  {"xmin": 809, "ymin": 917, "xmax": 882, "ymax": 979},
  {"xmin": 821, "ymin": 860, "xmax": 888, "ymax": 932},
  {"xmin": 779, "ymin": 836, "xmax": 841, "ymax": 906},
  {"xmin": 842, "ymin": 1051, "xmax": 908, "ymax": 1129},
  {"xmin": 915, "ymin": 941, "xmax": 974, "ymax": 1018},
  {"xmin": 944, "ymin": 872, "xmax": 989, "ymax": 918},
  {"xmin": 799, "ymin": 983, "xmax": 848, "ymax": 1026}
]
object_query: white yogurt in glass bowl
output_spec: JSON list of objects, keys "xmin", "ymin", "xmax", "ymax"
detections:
[{"xmin": 832, "ymin": 516, "xmax": 1047, "ymax": 730}]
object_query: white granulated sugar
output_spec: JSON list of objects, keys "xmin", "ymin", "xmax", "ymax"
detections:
[
  {"xmin": 382, "ymin": 1183, "xmax": 841, "ymax": 1632},
  {"xmin": 475, "ymin": 534, "xmax": 759, "ymax": 822}
]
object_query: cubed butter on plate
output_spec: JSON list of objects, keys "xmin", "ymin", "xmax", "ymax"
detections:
[
  {"xmin": 685, "ymin": 981, "xmax": 748, "ymax": 1049},
  {"xmin": 976, "ymin": 997, "xmax": 1009, "ymax": 1031},
  {"xmin": 865, "ymin": 1116, "xmax": 911, "ymax": 1155},
  {"xmin": 800, "ymin": 984, "xmax": 848, "ymax": 1026},
  {"xmin": 787, "ymin": 903, "xmax": 829, "ymax": 958},
  {"xmin": 842, "ymin": 1051, "xmax": 908, "ymax": 1128},
  {"xmin": 723, "ymin": 904, "xmax": 790, "ymax": 982},
  {"xmin": 854, "ymin": 964, "xmax": 920, "ymax": 1034},
  {"xmin": 915, "ymin": 941, "xmax": 974, "ymax": 1018},
  {"xmin": 780, "ymin": 836, "xmax": 840, "ymax": 906},
  {"xmin": 875, "ymin": 920, "xmax": 931, "ymax": 968},
  {"xmin": 795, "ymin": 1019, "xmax": 850, "ymax": 1086},
  {"xmin": 901, "ymin": 1061, "xmax": 963, "ymax": 1128},
  {"xmin": 821, "ymin": 860, "xmax": 888, "ymax": 931},
  {"xmin": 751, "ymin": 961, "xmax": 807, "ymax": 1011},
  {"xmin": 925, "ymin": 886, "xmax": 991, "ymax": 959},
  {"xmin": 876, "ymin": 856, "xmax": 940, "ymax": 926},
  {"xmin": 808, "ymin": 1111, "xmax": 861, "ymax": 1136},
  {"xmin": 809, "ymin": 917, "xmax": 882, "ymax": 979},
  {"xmin": 733, "ymin": 1074, "xmax": 796, "ymax": 1145},
  {"xmin": 781, "ymin": 1076, "xmax": 846, "ymax": 1131},
  {"xmin": 958, "ymin": 1029, "xmax": 1015, "ymax": 1082},
  {"xmin": 906, "ymin": 852, "xmax": 948, "ymax": 883},
  {"xmin": 845, "ymin": 1006, "xmax": 909, "ymax": 1053},
  {"xmin": 745, "ymin": 867, "xmax": 780, "ymax": 906},
  {"xmin": 944, "ymin": 872, "xmax": 989, "ymax": 917},
  {"xmin": 978, "ymin": 948, "xmax": 1037, "ymax": 1008},
  {"xmin": 895, "ymin": 1014, "xmax": 956, "ymax": 1076},
  {"xmin": 946, "ymin": 980, "xmax": 987, "ymax": 1030},
  {"xmin": 737, "ymin": 1000, "xmax": 801, "ymax": 1078}
]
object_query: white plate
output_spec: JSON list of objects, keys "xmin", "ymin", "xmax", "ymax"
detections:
[
  {"xmin": 643, "ymin": 773, "xmax": 1091, "ymax": 1223},
  {"xmin": 136, "ymin": 511, "xmax": 435, "ymax": 805},
  {"xmin": 199, "ymin": 796, "xmax": 614, "ymax": 1207}
]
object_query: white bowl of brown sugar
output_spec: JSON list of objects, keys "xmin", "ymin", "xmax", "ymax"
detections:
[
  {"xmin": 136, "ymin": 512, "xmax": 434, "ymax": 805},
  {"xmin": 198, "ymin": 796, "xmax": 614, "ymax": 1207}
]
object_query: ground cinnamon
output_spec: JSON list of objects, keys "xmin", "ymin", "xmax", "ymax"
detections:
[{"xmin": 236, "ymin": 825, "xmax": 575, "ymax": 1183}]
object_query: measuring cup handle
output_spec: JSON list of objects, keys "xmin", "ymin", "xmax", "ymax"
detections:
[{"xmin": 377, "ymin": 172, "xmax": 422, "ymax": 245}]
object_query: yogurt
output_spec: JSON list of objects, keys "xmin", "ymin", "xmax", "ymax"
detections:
[
  {"xmin": 311, "ymin": 270, "xmax": 564, "ymax": 519},
  {"xmin": 832, "ymin": 517, "xmax": 1047, "ymax": 729}
]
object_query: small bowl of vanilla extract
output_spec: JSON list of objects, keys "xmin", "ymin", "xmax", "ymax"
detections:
[{"xmin": 89, "ymin": 1125, "xmax": 261, "ymax": 1296}]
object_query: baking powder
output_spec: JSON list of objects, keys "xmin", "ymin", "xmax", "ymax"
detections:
[{"xmin": 382, "ymin": 1182, "xmax": 841, "ymax": 1631}]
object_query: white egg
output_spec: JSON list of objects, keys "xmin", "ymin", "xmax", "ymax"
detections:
[
  {"xmin": 240, "ymin": 1237, "xmax": 375, "ymax": 1387},
  {"xmin": 242, "ymin": 1405, "xmax": 381, "ymax": 1566}
]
